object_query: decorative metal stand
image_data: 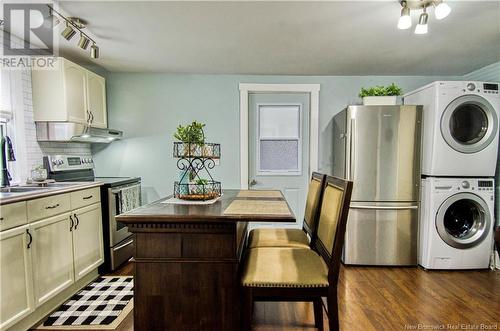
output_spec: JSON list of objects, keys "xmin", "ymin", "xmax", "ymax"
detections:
[{"xmin": 173, "ymin": 142, "xmax": 221, "ymax": 200}]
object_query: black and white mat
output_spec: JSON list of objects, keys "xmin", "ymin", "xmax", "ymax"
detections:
[{"xmin": 39, "ymin": 276, "xmax": 133, "ymax": 330}]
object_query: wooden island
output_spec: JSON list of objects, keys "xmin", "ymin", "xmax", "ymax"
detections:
[{"xmin": 116, "ymin": 189, "xmax": 295, "ymax": 330}]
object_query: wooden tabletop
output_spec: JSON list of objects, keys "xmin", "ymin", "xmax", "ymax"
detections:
[{"xmin": 116, "ymin": 189, "xmax": 296, "ymax": 223}]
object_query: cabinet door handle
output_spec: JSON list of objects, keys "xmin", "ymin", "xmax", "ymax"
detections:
[
  {"xmin": 69, "ymin": 214, "xmax": 74, "ymax": 231},
  {"xmin": 83, "ymin": 195, "xmax": 93, "ymax": 200},
  {"xmin": 0, "ymin": 217, "xmax": 4, "ymax": 221},
  {"xmin": 26, "ymin": 229, "xmax": 33, "ymax": 249},
  {"xmin": 90, "ymin": 111, "xmax": 94, "ymax": 124},
  {"xmin": 45, "ymin": 203, "xmax": 60, "ymax": 209},
  {"xmin": 74, "ymin": 213, "xmax": 79, "ymax": 230}
]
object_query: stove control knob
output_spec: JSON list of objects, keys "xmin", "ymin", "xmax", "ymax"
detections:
[
  {"xmin": 82, "ymin": 158, "xmax": 87, "ymax": 164},
  {"xmin": 461, "ymin": 181, "xmax": 470, "ymax": 189},
  {"xmin": 466, "ymin": 83, "xmax": 476, "ymax": 91}
]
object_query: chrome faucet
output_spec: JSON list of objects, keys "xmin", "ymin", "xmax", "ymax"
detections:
[{"xmin": 1, "ymin": 136, "xmax": 16, "ymax": 187}]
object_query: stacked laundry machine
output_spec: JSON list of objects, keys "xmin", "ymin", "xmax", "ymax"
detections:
[{"xmin": 404, "ymin": 81, "xmax": 499, "ymax": 269}]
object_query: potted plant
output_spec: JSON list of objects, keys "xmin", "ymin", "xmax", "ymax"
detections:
[
  {"xmin": 174, "ymin": 121, "xmax": 206, "ymax": 156},
  {"xmin": 359, "ymin": 83, "xmax": 402, "ymax": 105}
]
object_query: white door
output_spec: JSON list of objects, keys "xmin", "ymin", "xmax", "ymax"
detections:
[
  {"xmin": 72, "ymin": 203, "xmax": 104, "ymax": 280},
  {"xmin": 0, "ymin": 225, "xmax": 34, "ymax": 329},
  {"xmin": 63, "ymin": 60, "xmax": 88, "ymax": 124},
  {"xmin": 248, "ymin": 93, "xmax": 310, "ymax": 228},
  {"xmin": 87, "ymin": 71, "xmax": 107, "ymax": 128},
  {"xmin": 31, "ymin": 213, "xmax": 74, "ymax": 306}
]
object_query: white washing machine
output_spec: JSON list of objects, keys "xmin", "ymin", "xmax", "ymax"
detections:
[
  {"xmin": 404, "ymin": 81, "xmax": 499, "ymax": 177},
  {"xmin": 419, "ymin": 177, "xmax": 495, "ymax": 270}
]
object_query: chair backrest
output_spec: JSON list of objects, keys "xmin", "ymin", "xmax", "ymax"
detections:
[
  {"xmin": 302, "ymin": 172, "xmax": 327, "ymax": 240},
  {"xmin": 314, "ymin": 175, "xmax": 353, "ymax": 285}
]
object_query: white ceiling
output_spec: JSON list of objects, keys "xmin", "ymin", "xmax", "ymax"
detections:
[{"xmin": 55, "ymin": 1, "xmax": 500, "ymax": 75}]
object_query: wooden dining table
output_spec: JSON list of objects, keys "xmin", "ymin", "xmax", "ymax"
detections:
[{"xmin": 116, "ymin": 189, "xmax": 295, "ymax": 331}]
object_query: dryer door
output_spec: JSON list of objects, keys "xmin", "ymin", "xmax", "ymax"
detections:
[
  {"xmin": 441, "ymin": 95, "xmax": 498, "ymax": 153},
  {"xmin": 436, "ymin": 192, "xmax": 491, "ymax": 249}
]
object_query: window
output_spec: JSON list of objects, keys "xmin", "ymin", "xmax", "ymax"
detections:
[
  {"xmin": 257, "ymin": 104, "xmax": 302, "ymax": 175},
  {"xmin": 0, "ymin": 68, "xmax": 25, "ymax": 185}
]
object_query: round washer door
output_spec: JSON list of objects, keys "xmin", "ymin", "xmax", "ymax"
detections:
[
  {"xmin": 441, "ymin": 95, "xmax": 498, "ymax": 154},
  {"xmin": 436, "ymin": 192, "xmax": 491, "ymax": 249}
]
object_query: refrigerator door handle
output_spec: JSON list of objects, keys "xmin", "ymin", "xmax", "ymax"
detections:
[
  {"xmin": 350, "ymin": 205, "xmax": 419, "ymax": 210},
  {"xmin": 348, "ymin": 118, "xmax": 356, "ymax": 181}
]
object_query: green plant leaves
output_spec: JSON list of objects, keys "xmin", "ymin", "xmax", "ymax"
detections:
[
  {"xmin": 359, "ymin": 83, "xmax": 402, "ymax": 98},
  {"xmin": 173, "ymin": 121, "xmax": 206, "ymax": 144}
]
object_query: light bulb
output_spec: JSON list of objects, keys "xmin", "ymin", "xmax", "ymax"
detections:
[
  {"xmin": 434, "ymin": 1, "xmax": 451, "ymax": 20},
  {"xmin": 415, "ymin": 12, "xmax": 428, "ymax": 34},
  {"xmin": 398, "ymin": 6, "xmax": 412, "ymax": 30}
]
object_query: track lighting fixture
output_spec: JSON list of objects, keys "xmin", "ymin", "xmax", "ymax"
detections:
[
  {"xmin": 415, "ymin": 9, "xmax": 429, "ymax": 34},
  {"xmin": 434, "ymin": 0, "xmax": 451, "ymax": 20},
  {"xmin": 397, "ymin": 0, "xmax": 451, "ymax": 35},
  {"xmin": 90, "ymin": 44, "xmax": 99, "ymax": 59},
  {"xmin": 78, "ymin": 33, "xmax": 90, "ymax": 50},
  {"xmin": 398, "ymin": 1, "xmax": 412, "ymax": 30},
  {"xmin": 61, "ymin": 23, "xmax": 76, "ymax": 41},
  {"xmin": 48, "ymin": 5, "xmax": 101, "ymax": 59}
]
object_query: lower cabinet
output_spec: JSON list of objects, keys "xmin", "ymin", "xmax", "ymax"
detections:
[
  {"xmin": 0, "ymin": 225, "xmax": 34, "ymax": 330},
  {"xmin": 0, "ymin": 196, "xmax": 103, "ymax": 330},
  {"xmin": 72, "ymin": 204, "xmax": 104, "ymax": 281},
  {"xmin": 31, "ymin": 213, "xmax": 74, "ymax": 306}
]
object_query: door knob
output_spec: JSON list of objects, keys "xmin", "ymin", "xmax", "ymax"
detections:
[{"xmin": 249, "ymin": 179, "xmax": 257, "ymax": 187}]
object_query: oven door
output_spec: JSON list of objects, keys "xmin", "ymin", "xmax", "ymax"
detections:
[{"xmin": 108, "ymin": 183, "xmax": 141, "ymax": 246}]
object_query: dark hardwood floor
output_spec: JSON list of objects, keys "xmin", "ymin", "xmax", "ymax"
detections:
[{"xmin": 101, "ymin": 262, "xmax": 500, "ymax": 331}]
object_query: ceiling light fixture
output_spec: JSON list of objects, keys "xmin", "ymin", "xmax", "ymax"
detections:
[
  {"xmin": 61, "ymin": 22, "xmax": 76, "ymax": 40},
  {"xmin": 47, "ymin": 5, "xmax": 101, "ymax": 60},
  {"xmin": 90, "ymin": 44, "xmax": 99, "ymax": 59},
  {"xmin": 415, "ymin": 8, "xmax": 429, "ymax": 34},
  {"xmin": 397, "ymin": 0, "xmax": 451, "ymax": 35},
  {"xmin": 78, "ymin": 33, "xmax": 90, "ymax": 50},
  {"xmin": 43, "ymin": 7, "xmax": 60, "ymax": 28},
  {"xmin": 434, "ymin": 0, "xmax": 451, "ymax": 20},
  {"xmin": 398, "ymin": 1, "xmax": 412, "ymax": 30}
]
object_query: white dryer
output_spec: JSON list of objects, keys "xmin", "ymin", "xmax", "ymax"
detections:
[
  {"xmin": 419, "ymin": 177, "xmax": 495, "ymax": 269},
  {"xmin": 404, "ymin": 81, "xmax": 499, "ymax": 177}
]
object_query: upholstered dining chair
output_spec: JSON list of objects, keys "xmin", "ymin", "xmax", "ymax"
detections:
[
  {"xmin": 246, "ymin": 172, "xmax": 327, "ymax": 249},
  {"xmin": 241, "ymin": 176, "xmax": 353, "ymax": 331}
]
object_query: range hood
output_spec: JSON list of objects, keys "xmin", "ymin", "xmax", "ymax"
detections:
[{"xmin": 36, "ymin": 122, "xmax": 123, "ymax": 144}]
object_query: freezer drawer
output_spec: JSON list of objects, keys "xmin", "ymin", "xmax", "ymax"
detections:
[{"xmin": 342, "ymin": 203, "xmax": 418, "ymax": 266}]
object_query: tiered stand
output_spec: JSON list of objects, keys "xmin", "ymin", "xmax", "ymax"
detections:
[{"xmin": 173, "ymin": 142, "xmax": 221, "ymax": 200}]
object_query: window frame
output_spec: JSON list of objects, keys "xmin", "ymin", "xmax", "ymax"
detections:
[{"xmin": 256, "ymin": 103, "xmax": 303, "ymax": 176}]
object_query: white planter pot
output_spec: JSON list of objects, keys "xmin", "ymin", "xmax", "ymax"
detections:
[{"xmin": 362, "ymin": 96, "xmax": 398, "ymax": 106}]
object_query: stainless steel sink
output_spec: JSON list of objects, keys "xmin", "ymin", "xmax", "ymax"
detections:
[{"xmin": 0, "ymin": 186, "xmax": 49, "ymax": 193}]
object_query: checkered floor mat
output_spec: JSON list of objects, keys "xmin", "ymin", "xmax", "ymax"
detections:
[{"xmin": 43, "ymin": 276, "xmax": 133, "ymax": 327}]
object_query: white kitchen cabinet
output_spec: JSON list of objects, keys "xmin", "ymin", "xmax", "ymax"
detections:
[
  {"xmin": 31, "ymin": 213, "xmax": 74, "ymax": 307},
  {"xmin": 32, "ymin": 57, "xmax": 107, "ymax": 128},
  {"xmin": 63, "ymin": 60, "xmax": 88, "ymax": 124},
  {"xmin": 72, "ymin": 203, "xmax": 104, "ymax": 280},
  {"xmin": 0, "ymin": 225, "xmax": 34, "ymax": 330},
  {"xmin": 86, "ymin": 71, "xmax": 107, "ymax": 128}
]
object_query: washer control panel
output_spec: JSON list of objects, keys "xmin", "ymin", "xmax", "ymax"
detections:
[
  {"xmin": 432, "ymin": 178, "xmax": 494, "ymax": 192},
  {"xmin": 459, "ymin": 81, "xmax": 499, "ymax": 95}
]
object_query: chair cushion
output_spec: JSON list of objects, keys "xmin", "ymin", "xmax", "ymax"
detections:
[
  {"xmin": 242, "ymin": 248, "xmax": 329, "ymax": 288},
  {"xmin": 247, "ymin": 228, "xmax": 310, "ymax": 249}
]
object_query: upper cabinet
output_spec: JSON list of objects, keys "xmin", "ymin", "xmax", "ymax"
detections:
[{"xmin": 32, "ymin": 57, "xmax": 108, "ymax": 129}]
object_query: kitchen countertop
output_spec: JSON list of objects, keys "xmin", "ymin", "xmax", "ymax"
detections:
[
  {"xmin": 117, "ymin": 189, "xmax": 296, "ymax": 223},
  {"xmin": 0, "ymin": 181, "xmax": 104, "ymax": 205}
]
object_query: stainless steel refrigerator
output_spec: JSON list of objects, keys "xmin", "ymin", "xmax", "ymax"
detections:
[{"xmin": 332, "ymin": 105, "xmax": 422, "ymax": 265}]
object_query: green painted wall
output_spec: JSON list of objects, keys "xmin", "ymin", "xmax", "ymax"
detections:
[{"xmin": 92, "ymin": 74, "xmax": 463, "ymax": 203}]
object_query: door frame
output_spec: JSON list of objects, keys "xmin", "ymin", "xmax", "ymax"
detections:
[{"xmin": 239, "ymin": 83, "xmax": 320, "ymax": 189}]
